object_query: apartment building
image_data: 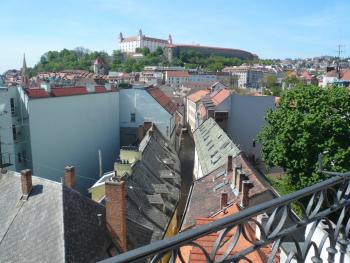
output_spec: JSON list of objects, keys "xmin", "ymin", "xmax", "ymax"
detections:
[{"xmin": 1, "ymin": 83, "xmax": 120, "ymax": 194}]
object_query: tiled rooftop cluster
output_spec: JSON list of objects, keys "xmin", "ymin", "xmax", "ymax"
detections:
[{"xmin": 32, "ymin": 70, "xmax": 108, "ymax": 83}]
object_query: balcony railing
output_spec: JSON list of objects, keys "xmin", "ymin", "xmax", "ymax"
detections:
[{"xmin": 99, "ymin": 169, "xmax": 350, "ymax": 263}]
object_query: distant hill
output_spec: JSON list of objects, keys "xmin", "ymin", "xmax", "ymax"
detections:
[{"xmin": 29, "ymin": 46, "xmax": 277, "ymax": 75}]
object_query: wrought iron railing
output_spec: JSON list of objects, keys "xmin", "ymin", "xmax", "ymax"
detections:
[{"xmin": 99, "ymin": 169, "xmax": 350, "ymax": 263}]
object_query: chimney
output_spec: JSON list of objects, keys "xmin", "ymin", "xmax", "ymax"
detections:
[
  {"xmin": 220, "ymin": 192, "xmax": 228, "ymax": 210},
  {"xmin": 234, "ymin": 164, "xmax": 242, "ymax": 189},
  {"xmin": 105, "ymin": 179, "xmax": 127, "ymax": 251},
  {"xmin": 21, "ymin": 169, "xmax": 32, "ymax": 198},
  {"xmin": 137, "ymin": 125, "xmax": 145, "ymax": 141},
  {"xmin": 64, "ymin": 166, "xmax": 75, "ymax": 189},
  {"xmin": 241, "ymin": 180, "xmax": 253, "ymax": 208},
  {"xmin": 227, "ymin": 155, "xmax": 233, "ymax": 173},
  {"xmin": 143, "ymin": 121, "xmax": 152, "ymax": 133},
  {"xmin": 236, "ymin": 172, "xmax": 246, "ymax": 193},
  {"xmin": 207, "ymin": 109, "xmax": 215, "ymax": 119}
]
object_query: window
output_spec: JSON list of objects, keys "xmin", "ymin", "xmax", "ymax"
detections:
[
  {"xmin": 10, "ymin": 98, "xmax": 15, "ymax": 116},
  {"xmin": 22, "ymin": 150, "xmax": 27, "ymax": 163},
  {"xmin": 130, "ymin": 113, "xmax": 136, "ymax": 123},
  {"xmin": 12, "ymin": 125, "xmax": 16, "ymax": 141},
  {"xmin": 18, "ymin": 152, "xmax": 22, "ymax": 163},
  {"xmin": 253, "ymin": 139, "xmax": 256, "ymax": 148}
]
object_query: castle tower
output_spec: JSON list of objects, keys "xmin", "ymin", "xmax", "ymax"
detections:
[{"xmin": 119, "ymin": 32, "xmax": 123, "ymax": 42}]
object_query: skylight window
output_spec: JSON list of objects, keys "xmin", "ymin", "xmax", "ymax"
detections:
[{"xmin": 220, "ymin": 140, "xmax": 230, "ymax": 149}]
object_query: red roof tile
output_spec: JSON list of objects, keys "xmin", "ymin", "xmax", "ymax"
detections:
[
  {"xmin": 187, "ymin": 90, "xmax": 210, "ymax": 103},
  {"xmin": 178, "ymin": 204, "xmax": 273, "ymax": 263},
  {"xmin": 302, "ymin": 71, "xmax": 312, "ymax": 81},
  {"xmin": 341, "ymin": 69, "xmax": 350, "ymax": 81},
  {"xmin": 25, "ymin": 88, "xmax": 49, "ymax": 98},
  {"xmin": 166, "ymin": 71, "xmax": 189, "ymax": 78},
  {"xmin": 212, "ymin": 88, "xmax": 230, "ymax": 106},
  {"xmin": 51, "ymin": 87, "xmax": 88, "ymax": 97},
  {"xmin": 146, "ymin": 86, "xmax": 178, "ymax": 114},
  {"xmin": 95, "ymin": 86, "xmax": 107, "ymax": 93}
]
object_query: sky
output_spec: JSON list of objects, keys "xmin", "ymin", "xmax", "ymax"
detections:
[{"xmin": 0, "ymin": 0, "xmax": 349, "ymax": 73}]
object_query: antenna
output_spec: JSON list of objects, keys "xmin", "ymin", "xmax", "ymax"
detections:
[{"xmin": 335, "ymin": 44, "xmax": 345, "ymax": 77}]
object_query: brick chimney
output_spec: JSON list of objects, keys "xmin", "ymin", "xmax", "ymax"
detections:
[
  {"xmin": 220, "ymin": 192, "xmax": 228, "ymax": 210},
  {"xmin": 226, "ymin": 155, "xmax": 233, "ymax": 172},
  {"xmin": 241, "ymin": 180, "xmax": 253, "ymax": 208},
  {"xmin": 143, "ymin": 121, "xmax": 152, "ymax": 133},
  {"xmin": 236, "ymin": 172, "xmax": 246, "ymax": 193},
  {"xmin": 21, "ymin": 169, "xmax": 32, "ymax": 198},
  {"xmin": 207, "ymin": 109, "xmax": 215, "ymax": 119},
  {"xmin": 64, "ymin": 166, "xmax": 75, "ymax": 189},
  {"xmin": 233, "ymin": 164, "xmax": 242, "ymax": 188},
  {"xmin": 227, "ymin": 155, "xmax": 233, "ymax": 173},
  {"xmin": 137, "ymin": 125, "xmax": 145, "ymax": 141},
  {"xmin": 105, "ymin": 179, "xmax": 127, "ymax": 251}
]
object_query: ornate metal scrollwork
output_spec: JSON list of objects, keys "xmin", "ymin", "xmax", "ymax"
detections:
[{"xmin": 99, "ymin": 171, "xmax": 350, "ymax": 263}]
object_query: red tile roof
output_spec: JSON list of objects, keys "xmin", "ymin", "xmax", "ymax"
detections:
[
  {"xmin": 178, "ymin": 204, "xmax": 273, "ymax": 263},
  {"xmin": 51, "ymin": 87, "xmax": 88, "ymax": 97},
  {"xmin": 212, "ymin": 88, "xmax": 230, "ymax": 106},
  {"xmin": 326, "ymin": 70, "xmax": 338, "ymax": 78},
  {"xmin": 167, "ymin": 71, "xmax": 189, "ymax": 78},
  {"xmin": 187, "ymin": 90, "xmax": 210, "ymax": 103},
  {"xmin": 302, "ymin": 71, "xmax": 312, "ymax": 81},
  {"xmin": 146, "ymin": 86, "xmax": 178, "ymax": 114},
  {"xmin": 181, "ymin": 154, "xmax": 272, "ymax": 231},
  {"xmin": 25, "ymin": 88, "xmax": 49, "ymax": 98},
  {"xmin": 341, "ymin": 69, "xmax": 350, "ymax": 81},
  {"xmin": 95, "ymin": 86, "xmax": 107, "ymax": 93}
]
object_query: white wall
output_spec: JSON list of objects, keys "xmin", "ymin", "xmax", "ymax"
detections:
[
  {"xmin": 119, "ymin": 88, "xmax": 174, "ymax": 141},
  {"xmin": 186, "ymin": 99, "xmax": 197, "ymax": 132},
  {"xmin": 228, "ymin": 94, "xmax": 275, "ymax": 162},
  {"xmin": 193, "ymin": 148, "xmax": 203, "ymax": 180},
  {"xmin": 28, "ymin": 92, "xmax": 120, "ymax": 194},
  {"xmin": 0, "ymin": 87, "xmax": 16, "ymax": 171}
]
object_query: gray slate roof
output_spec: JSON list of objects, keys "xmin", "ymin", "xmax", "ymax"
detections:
[
  {"xmin": 0, "ymin": 171, "xmax": 115, "ymax": 263},
  {"xmin": 193, "ymin": 118, "xmax": 241, "ymax": 176},
  {"xmin": 98, "ymin": 126, "xmax": 181, "ymax": 250}
]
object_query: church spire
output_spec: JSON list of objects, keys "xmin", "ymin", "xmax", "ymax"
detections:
[{"xmin": 21, "ymin": 53, "xmax": 29, "ymax": 88}]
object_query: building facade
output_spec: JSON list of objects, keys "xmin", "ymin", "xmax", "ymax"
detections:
[
  {"xmin": 119, "ymin": 30, "xmax": 172, "ymax": 53},
  {"xmin": 165, "ymin": 71, "xmax": 189, "ymax": 87},
  {"xmin": 227, "ymin": 93, "xmax": 275, "ymax": 163},
  {"xmin": 119, "ymin": 86, "xmax": 177, "ymax": 146},
  {"xmin": 185, "ymin": 89, "xmax": 209, "ymax": 132},
  {"xmin": 2, "ymin": 85, "xmax": 120, "ymax": 194}
]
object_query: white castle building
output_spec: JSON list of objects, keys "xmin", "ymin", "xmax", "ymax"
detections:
[{"xmin": 119, "ymin": 29, "xmax": 172, "ymax": 53}]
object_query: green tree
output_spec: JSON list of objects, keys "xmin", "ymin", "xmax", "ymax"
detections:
[
  {"xmin": 261, "ymin": 74, "xmax": 277, "ymax": 88},
  {"xmin": 258, "ymin": 85, "xmax": 350, "ymax": 189}
]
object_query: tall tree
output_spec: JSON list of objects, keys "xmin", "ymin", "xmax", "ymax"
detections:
[{"xmin": 258, "ymin": 85, "xmax": 350, "ymax": 189}]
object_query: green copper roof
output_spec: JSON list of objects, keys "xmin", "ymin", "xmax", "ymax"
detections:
[{"xmin": 193, "ymin": 118, "xmax": 241, "ymax": 176}]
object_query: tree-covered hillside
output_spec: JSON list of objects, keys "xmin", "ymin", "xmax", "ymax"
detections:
[{"xmin": 29, "ymin": 46, "xmax": 275, "ymax": 76}]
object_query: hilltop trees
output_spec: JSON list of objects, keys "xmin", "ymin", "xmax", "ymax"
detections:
[
  {"xmin": 259, "ymin": 85, "xmax": 350, "ymax": 190},
  {"xmin": 29, "ymin": 46, "xmax": 252, "ymax": 75},
  {"xmin": 31, "ymin": 48, "xmax": 109, "ymax": 75}
]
